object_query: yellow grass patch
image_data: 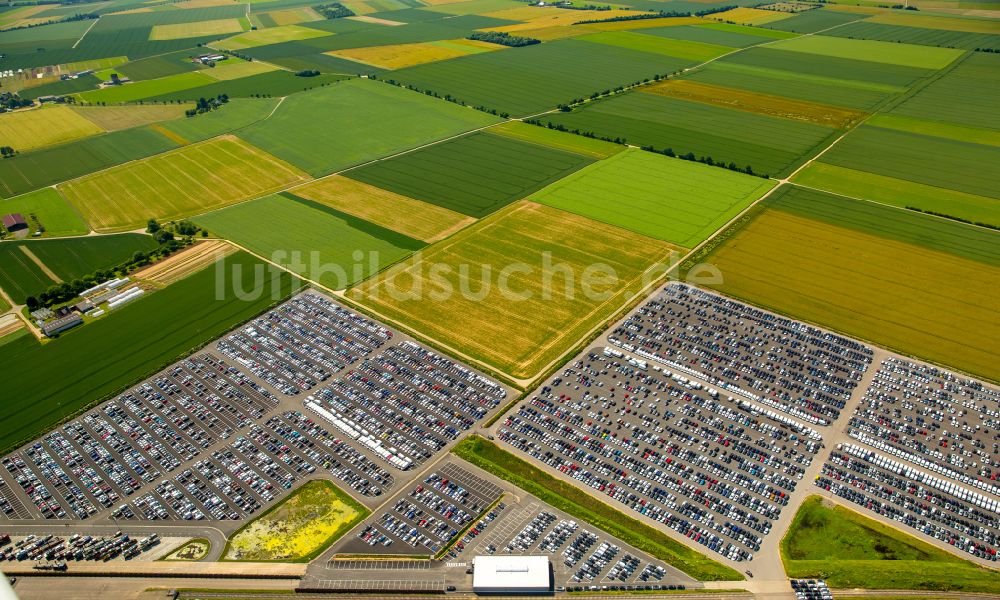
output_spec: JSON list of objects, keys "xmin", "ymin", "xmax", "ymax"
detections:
[
  {"xmin": 18, "ymin": 246, "xmax": 61, "ymax": 282},
  {"xmin": 346, "ymin": 14, "xmax": 406, "ymax": 25},
  {"xmin": 149, "ymin": 18, "xmax": 245, "ymax": 41},
  {"xmin": 263, "ymin": 6, "xmax": 324, "ymax": 25},
  {"xmin": 326, "ymin": 38, "xmax": 502, "ymax": 68},
  {"xmin": 0, "ymin": 314, "xmax": 24, "ymax": 338},
  {"xmin": 71, "ymin": 104, "xmax": 192, "ymax": 132},
  {"xmin": 577, "ymin": 15, "xmax": 702, "ymax": 31},
  {"xmin": 136, "ymin": 240, "xmax": 237, "ymax": 285},
  {"xmin": 643, "ymin": 80, "xmax": 866, "ymax": 128},
  {"xmin": 150, "ymin": 123, "xmax": 190, "ymax": 146},
  {"xmin": 294, "ymin": 175, "xmax": 474, "ymax": 242},
  {"xmin": 349, "ymin": 201, "xmax": 680, "ymax": 378},
  {"xmin": 0, "ymin": 5, "xmax": 49, "ymax": 29},
  {"xmin": 0, "ymin": 105, "xmax": 103, "ymax": 152},
  {"xmin": 491, "ymin": 24, "xmax": 591, "ymax": 40},
  {"xmin": 483, "ymin": 6, "xmax": 652, "ymax": 31},
  {"xmin": 202, "ymin": 59, "xmax": 277, "ymax": 80},
  {"xmin": 868, "ymin": 11, "xmax": 1000, "ymax": 33},
  {"xmin": 710, "ymin": 7, "xmax": 793, "ymax": 24},
  {"xmin": 59, "ymin": 135, "xmax": 310, "ymax": 232}
]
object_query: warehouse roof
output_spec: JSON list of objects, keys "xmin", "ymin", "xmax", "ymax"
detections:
[{"xmin": 473, "ymin": 555, "xmax": 550, "ymax": 592}]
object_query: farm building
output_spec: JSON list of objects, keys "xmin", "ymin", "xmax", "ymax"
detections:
[
  {"xmin": 2, "ymin": 213, "xmax": 27, "ymax": 232},
  {"xmin": 41, "ymin": 313, "xmax": 83, "ymax": 337},
  {"xmin": 472, "ymin": 556, "xmax": 551, "ymax": 594}
]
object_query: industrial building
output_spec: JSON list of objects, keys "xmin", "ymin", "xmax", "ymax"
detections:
[{"xmin": 472, "ymin": 555, "xmax": 551, "ymax": 594}]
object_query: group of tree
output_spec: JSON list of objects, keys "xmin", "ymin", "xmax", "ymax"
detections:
[
  {"xmin": 467, "ymin": 31, "xmax": 540, "ymax": 47},
  {"xmin": 185, "ymin": 94, "xmax": 229, "ymax": 117},
  {"xmin": 0, "ymin": 146, "xmax": 16, "ymax": 158},
  {"xmin": 0, "ymin": 92, "xmax": 32, "ymax": 111},
  {"xmin": 544, "ymin": 2, "xmax": 612, "ymax": 11},
  {"xmin": 295, "ymin": 69, "xmax": 321, "ymax": 77},
  {"xmin": 315, "ymin": 2, "xmax": 355, "ymax": 18}
]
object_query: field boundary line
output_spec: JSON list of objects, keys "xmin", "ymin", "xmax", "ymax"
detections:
[
  {"xmin": 17, "ymin": 245, "xmax": 62, "ymax": 282},
  {"xmin": 72, "ymin": 17, "xmax": 99, "ymax": 49}
]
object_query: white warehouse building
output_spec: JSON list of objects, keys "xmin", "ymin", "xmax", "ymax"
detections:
[{"xmin": 472, "ymin": 555, "xmax": 551, "ymax": 594}]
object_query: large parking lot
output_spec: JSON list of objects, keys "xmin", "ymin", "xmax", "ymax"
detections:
[
  {"xmin": 0, "ymin": 292, "xmax": 508, "ymax": 537},
  {"xmin": 608, "ymin": 284, "xmax": 873, "ymax": 426},
  {"xmin": 818, "ymin": 356, "xmax": 1000, "ymax": 562}
]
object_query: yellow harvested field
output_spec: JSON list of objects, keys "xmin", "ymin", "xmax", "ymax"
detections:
[
  {"xmin": 137, "ymin": 240, "xmax": 237, "ymax": 285},
  {"xmin": 709, "ymin": 7, "xmax": 792, "ymax": 24},
  {"xmin": 643, "ymin": 80, "xmax": 865, "ymax": 128},
  {"xmin": 202, "ymin": 60, "xmax": 278, "ymax": 80},
  {"xmin": 701, "ymin": 208, "xmax": 1000, "ymax": 382},
  {"xmin": 263, "ymin": 7, "xmax": 324, "ymax": 25},
  {"xmin": 577, "ymin": 16, "xmax": 702, "ymax": 31},
  {"xmin": 868, "ymin": 11, "xmax": 1000, "ymax": 33},
  {"xmin": 72, "ymin": 104, "xmax": 192, "ymax": 132},
  {"xmin": 0, "ymin": 106, "xmax": 103, "ymax": 152},
  {"xmin": 59, "ymin": 135, "xmax": 310, "ymax": 232},
  {"xmin": 491, "ymin": 24, "xmax": 592, "ymax": 40},
  {"xmin": 483, "ymin": 6, "xmax": 652, "ymax": 31},
  {"xmin": 294, "ymin": 175, "xmax": 474, "ymax": 242},
  {"xmin": 0, "ymin": 315, "xmax": 23, "ymax": 339},
  {"xmin": 149, "ymin": 18, "xmax": 245, "ymax": 41},
  {"xmin": 341, "ymin": 0, "xmax": 377, "ymax": 15},
  {"xmin": 0, "ymin": 5, "xmax": 49, "ymax": 29},
  {"xmin": 213, "ymin": 24, "xmax": 332, "ymax": 49},
  {"xmin": 346, "ymin": 14, "xmax": 406, "ymax": 25},
  {"xmin": 326, "ymin": 39, "xmax": 502, "ymax": 69},
  {"xmin": 349, "ymin": 201, "xmax": 680, "ymax": 378}
]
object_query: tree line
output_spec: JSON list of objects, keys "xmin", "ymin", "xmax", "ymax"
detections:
[{"xmin": 467, "ymin": 31, "xmax": 540, "ymax": 47}]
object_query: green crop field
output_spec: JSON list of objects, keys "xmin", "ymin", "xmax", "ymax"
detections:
[
  {"xmin": 0, "ymin": 251, "xmax": 300, "ymax": 455},
  {"xmin": 213, "ymin": 23, "xmax": 332, "ymax": 50},
  {"xmin": 683, "ymin": 186, "xmax": 1000, "ymax": 382},
  {"xmin": 638, "ymin": 23, "xmax": 786, "ymax": 48},
  {"xmin": 720, "ymin": 46, "xmax": 935, "ymax": 88},
  {"xmin": 578, "ymin": 31, "xmax": 732, "ymax": 62},
  {"xmin": 155, "ymin": 98, "xmax": 280, "ymax": 143},
  {"xmin": 194, "ymin": 193, "xmax": 423, "ymax": 289},
  {"xmin": 766, "ymin": 35, "xmax": 963, "ymax": 70},
  {"xmin": 764, "ymin": 8, "xmax": 868, "ymax": 34},
  {"xmin": 391, "ymin": 38, "xmax": 693, "ymax": 117},
  {"xmin": 0, "ymin": 188, "xmax": 89, "ymax": 237},
  {"xmin": 486, "ymin": 121, "xmax": 624, "ymax": 159},
  {"xmin": 818, "ymin": 125, "xmax": 1000, "ymax": 202},
  {"xmin": 344, "ymin": 131, "xmax": 594, "ymax": 218},
  {"xmin": 146, "ymin": 70, "xmax": 350, "ymax": 102},
  {"xmin": 59, "ymin": 135, "xmax": 310, "ymax": 232},
  {"xmin": 782, "ymin": 497, "xmax": 1000, "ymax": 592},
  {"xmin": 825, "ymin": 21, "xmax": 1000, "ymax": 51},
  {"xmin": 532, "ymin": 149, "xmax": 775, "ymax": 248},
  {"xmin": 0, "ymin": 126, "xmax": 181, "ymax": 199},
  {"xmin": 544, "ymin": 91, "xmax": 839, "ymax": 177},
  {"xmin": 793, "ymin": 163, "xmax": 999, "ymax": 227},
  {"xmin": 686, "ymin": 61, "xmax": 901, "ymax": 111},
  {"xmin": 77, "ymin": 71, "xmax": 216, "ymax": 104},
  {"xmin": 865, "ymin": 113, "xmax": 1000, "ymax": 147},
  {"xmin": 890, "ymin": 52, "xmax": 1000, "ymax": 131},
  {"xmin": 116, "ymin": 48, "xmax": 206, "ymax": 80},
  {"xmin": 349, "ymin": 201, "xmax": 680, "ymax": 378},
  {"xmin": 0, "ymin": 234, "xmax": 157, "ymax": 304},
  {"xmin": 238, "ymin": 79, "xmax": 501, "ymax": 176}
]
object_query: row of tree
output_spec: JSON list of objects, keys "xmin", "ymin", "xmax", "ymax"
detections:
[
  {"xmin": 467, "ymin": 31, "xmax": 540, "ymax": 47},
  {"xmin": 574, "ymin": 4, "xmax": 735, "ymax": 23}
]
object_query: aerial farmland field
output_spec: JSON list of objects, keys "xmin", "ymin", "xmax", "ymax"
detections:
[
  {"xmin": 238, "ymin": 78, "xmax": 501, "ymax": 176},
  {"xmin": 70, "ymin": 104, "xmax": 192, "ymax": 131},
  {"xmin": 294, "ymin": 175, "xmax": 475, "ymax": 242},
  {"xmin": 58, "ymin": 135, "xmax": 310, "ymax": 231},
  {"xmin": 344, "ymin": 131, "xmax": 595, "ymax": 217},
  {"xmin": 0, "ymin": 105, "xmax": 102, "ymax": 152},
  {"xmin": 193, "ymin": 192, "xmax": 424, "ymax": 289},
  {"xmin": 0, "ymin": 251, "xmax": 299, "ymax": 454},
  {"xmin": 531, "ymin": 148, "xmax": 775, "ymax": 248},
  {"xmin": 0, "ymin": 234, "xmax": 158, "ymax": 303},
  {"xmin": 349, "ymin": 201, "xmax": 680, "ymax": 378},
  {"xmin": 684, "ymin": 186, "xmax": 1000, "ymax": 381},
  {"xmin": 890, "ymin": 52, "xmax": 1000, "ymax": 130},
  {"xmin": 76, "ymin": 70, "xmax": 216, "ymax": 104},
  {"xmin": 543, "ymin": 90, "xmax": 839, "ymax": 177},
  {"xmin": 0, "ymin": 188, "xmax": 88, "ymax": 237}
]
